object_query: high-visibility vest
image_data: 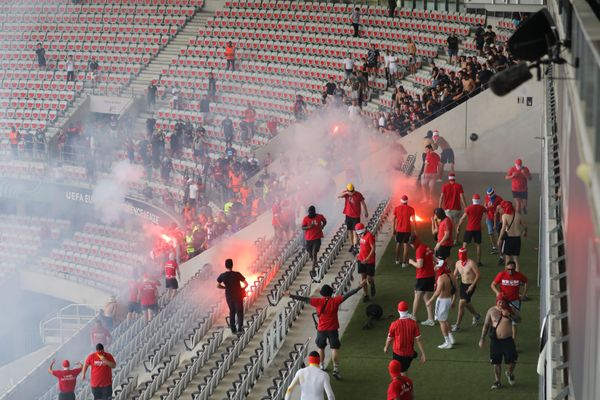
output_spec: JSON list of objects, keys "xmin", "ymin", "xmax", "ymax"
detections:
[
  {"xmin": 225, "ymin": 46, "xmax": 235, "ymax": 60},
  {"xmin": 8, "ymin": 130, "xmax": 18, "ymax": 145},
  {"xmin": 185, "ymin": 235, "xmax": 195, "ymax": 254}
]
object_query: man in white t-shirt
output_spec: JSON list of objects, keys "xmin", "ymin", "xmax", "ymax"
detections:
[
  {"xmin": 285, "ymin": 352, "xmax": 335, "ymax": 400},
  {"xmin": 66, "ymin": 55, "xmax": 75, "ymax": 82},
  {"xmin": 343, "ymin": 53, "xmax": 354, "ymax": 83},
  {"xmin": 188, "ymin": 179, "xmax": 198, "ymax": 209},
  {"xmin": 388, "ymin": 52, "xmax": 398, "ymax": 87},
  {"xmin": 348, "ymin": 100, "xmax": 361, "ymax": 120}
]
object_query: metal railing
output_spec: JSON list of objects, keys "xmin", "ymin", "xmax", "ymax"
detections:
[
  {"xmin": 260, "ymin": 340, "xmax": 310, "ymax": 400},
  {"xmin": 39, "ymin": 303, "xmax": 100, "ymax": 345}
]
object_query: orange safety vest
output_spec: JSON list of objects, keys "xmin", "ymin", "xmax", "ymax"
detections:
[
  {"xmin": 225, "ymin": 45, "xmax": 235, "ymax": 60},
  {"xmin": 8, "ymin": 130, "xmax": 18, "ymax": 145},
  {"xmin": 251, "ymin": 198, "xmax": 260, "ymax": 218},
  {"xmin": 230, "ymin": 173, "xmax": 242, "ymax": 193},
  {"xmin": 239, "ymin": 186, "xmax": 249, "ymax": 206}
]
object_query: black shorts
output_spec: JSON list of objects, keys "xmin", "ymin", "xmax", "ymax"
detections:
[
  {"xmin": 459, "ymin": 283, "xmax": 476, "ymax": 303},
  {"xmin": 435, "ymin": 245, "xmax": 452, "ymax": 260},
  {"xmin": 127, "ymin": 301, "xmax": 141, "ymax": 313},
  {"xmin": 440, "ymin": 148, "xmax": 455, "ymax": 164},
  {"xmin": 141, "ymin": 304, "xmax": 158, "ymax": 312},
  {"xmin": 357, "ymin": 262, "xmax": 375, "ymax": 276},
  {"xmin": 345, "ymin": 216, "xmax": 360, "ymax": 231},
  {"xmin": 395, "ymin": 232, "xmax": 411, "ymax": 243},
  {"xmin": 463, "ymin": 230, "xmax": 482, "ymax": 244},
  {"xmin": 490, "ymin": 337, "xmax": 518, "ymax": 365},
  {"xmin": 415, "ymin": 277, "xmax": 435, "ymax": 292},
  {"xmin": 59, "ymin": 393, "xmax": 76, "ymax": 400},
  {"xmin": 512, "ymin": 191, "xmax": 528, "ymax": 199},
  {"xmin": 305, "ymin": 238, "xmax": 322, "ymax": 256},
  {"xmin": 502, "ymin": 236, "xmax": 521, "ymax": 256},
  {"xmin": 91, "ymin": 385, "xmax": 113, "ymax": 400},
  {"xmin": 165, "ymin": 278, "xmax": 179, "ymax": 289},
  {"xmin": 316, "ymin": 330, "xmax": 341, "ymax": 349},
  {"xmin": 393, "ymin": 352, "xmax": 417, "ymax": 372},
  {"xmin": 476, "ymin": 40, "xmax": 484, "ymax": 50}
]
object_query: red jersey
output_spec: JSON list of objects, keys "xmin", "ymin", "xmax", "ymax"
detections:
[
  {"xmin": 493, "ymin": 271, "xmax": 528, "ymax": 301},
  {"xmin": 52, "ymin": 368, "xmax": 82, "ymax": 393},
  {"xmin": 302, "ymin": 214, "xmax": 326, "ymax": 241},
  {"xmin": 139, "ymin": 280, "xmax": 158, "ymax": 306},
  {"xmin": 464, "ymin": 204, "xmax": 485, "ymax": 231},
  {"xmin": 358, "ymin": 231, "xmax": 376, "ymax": 264},
  {"xmin": 90, "ymin": 326, "xmax": 111, "ymax": 346},
  {"xmin": 387, "ymin": 376, "xmax": 413, "ymax": 400},
  {"xmin": 507, "ymin": 166, "xmax": 531, "ymax": 192},
  {"xmin": 393, "ymin": 204, "xmax": 415, "ymax": 233},
  {"xmin": 272, "ymin": 203, "xmax": 282, "ymax": 227},
  {"xmin": 127, "ymin": 280, "xmax": 140, "ymax": 302},
  {"xmin": 309, "ymin": 296, "xmax": 345, "ymax": 331},
  {"xmin": 415, "ymin": 244, "xmax": 435, "ymax": 279},
  {"xmin": 437, "ymin": 217, "xmax": 453, "ymax": 246},
  {"xmin": 342, "ymin": 191, "xmax": 365, "ymax": 218},
  {"xmin": 388, "ymin": 317, "xmax": 420, "ymax": 356},
  {"xmin": 485, "ymin": 194, "xmax": 503, "ymax": 221},
  {"xmin": 164, "ymin": 260, "xmax": 178, "ymax": 279},
  {"xmin": 85, "ymin": 351, "xmax": 115, "ymax": 388},
  {"xmin": 441, "ymin": 182, "xmax": 464, "ymax": 210},
  {"xmin": 424, "ymin": 152, "xmax": 440, "ymax": 174}
]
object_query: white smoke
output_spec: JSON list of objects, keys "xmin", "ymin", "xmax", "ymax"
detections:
[{"xmin": 92, "ymin": 160, "xmax": 144, "ymax": 224}]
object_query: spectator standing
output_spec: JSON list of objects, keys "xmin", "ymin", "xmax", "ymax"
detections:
[
  {"xmin": 34, "ymin": 128, "xmax": 46, "ymax": 160},
  {"xmin": 207, "ymin": 71, "xmax": 217, "ymax": 99},
  {"xmin": 452, "ymin": 247, "xmax": 481, "ymax": 331},
  {"xmin": 343, "ymin": 53, "xmax": 354, "ymax": 83},
  {"xmin": 35, "ymin": 43, "xmax": 46, "ymax": 70},
  {"xmin": 366, "ymin": 45, "xmax": 380, "ymax": 76},
  {"xmin": 484, "ymin": 25, "xmax": 497, "ymax": 47},
  {"xmin": 48, "ymin": 359, "xmax": 82, "ymax": 400},
  {"xmin": 505, "ymin": 158, "xmax": 532, "ymax": 214},
  {"xmin": 338, "ymin": 183, "xmax": 368, "ymax": 254},
  {"xmin": 7, "ymin": 125, "xmax": 19, "ymax": 159},
  {"xmin": 355, "ymin": 223, "xmax": 376, "ymax": 302},
  {"xmin": 88, "ymin": 56, "xmax": 99, "ymax": 84},
  {"xmin": 243, "ymin": 103, "xmax": 257, "ymax": 140},
  {"xmin": 285, "ymin": 351, "xmax": 335, "ymax": 400},
  {"xmin": 100, "ymin": 295, "xmax": 117, "ymax": 330},
  {"xmin": 302, "ymin": 205, "xmax": 327, "ymax": 270},
  {"xmin": 408, "ymin": 235, "xmax": 435, "ymax": 326},
  {"xmin": 164, "ymin": 253, "xmax": 180, "ymax": 299},
  {"xmin": 147, "ymin": 82, "xmax": 157, "ymax": 109},
  {"xmin": 351, "ymin": 7, "xmax": 360, "ymax": 38},
  {"xmin": 325, "ymin": 76, "xmax": 337, "ymax": 96},
  {"xmin": 456, "ymin": 194, "xmax": 486, "ymax": 265},
  {"xmin": 286, "ymin": 283, "xmax": 364, "ymax": 379},
  {"xmin": 217, "ymin": 259, "xmax": 248, "ymax": 335},
  {"xmin": 221, "ymin": 116, "xmax": 234, "ymax": 147},
  {"xmin": 83, "ymin": 343, "xmax": 116, "ymax": 400},
  {"xmin": 388, "ymin": 0, "xmax": 397, "ymax": 17},
  {"xmin": 90, "ymin": 320, "xmax": 112, "ymax": 349},
  {"xmin": 294, "ymin": 94, "xmax": 307, "ymax": 121},
  {"xmin": 474, "ymin": 23, "xmax": 485, "ymax": 56},
  {"xmin": 497, "ymin": 200, "xmax": 527, "ymax": 271},
  {"xmin": 491, "ymin": 261, "xmax": 528, "ymax": 341},
  {"xmin": 388, "ymin": 52, "xmax": 399, "ymax": 87},
  {"xmin": 478, "ymin": 294, "xmax": 520, "ymax": 389},
  {"xmin": 387, "ymin": 360, "xmax": 414, "ymax": 400},
  {"xmin": 438, "ymin": 172, "xmax": 466, "ymax": 234},
  {"xmin": 393, "ymin": 195, "xmax": 416, "ymax": 267},
  {"xmin": 384, "ymin": 301, "xmax": 426, "ymax": 372},
  {"xmin": 425, "ymin": 258, "xmax": 457, "ymax": 349},
  {"xmin": 139, "ymin": 273, "xmax": 159, "ymax": 322},
  {"xmin": 225, "ymin": 41, "xmax": 236, "ymax": 71},
  {"xmin": 432, "ymin": 130, "xmax": 455, "ymax": 177},
  {"xmin": 407, "ymin": 38, "xmax": 417, "ymax": 75},
  {"xmin": 66, "ymin": 55, "xmax": 75, "ymax": 82},
  {"xmin": 432, "ymin": 208, "xmax": 454, "ymax": 260},
  {"xmin": 446, "ymin": 31, "xmax": 459, "ymax": 65},
  {"xmin": 126, "ymin": 277, "xmax": 141, "ymax": 322}
]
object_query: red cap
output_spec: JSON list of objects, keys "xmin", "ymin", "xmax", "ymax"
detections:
[
  {"xmin": 515, "ymin": 159, "xmax": 523, "ymax": 166},
  {"xmin": 355, "ymin": 223, "xmax": 366, "ymax": 234},
  {"xmin": 308, "ymin": 354, "xmax": 320, "ymax": 365},
  {"xmin": 62, "ymin": 360, "xmax": 70, "ymax": 368},
  {"xmin": 388, "ymin": 360, "xmax": 403, "ymax": 377},
  {"xmin": 401, "ymin": 195, "xmax": 408, "ymax": 204},
  {"xmin": 448, "ymin": 173, "xmax": 456, "ymax": 180},
  {"xmin": 472, "ymin": 194, "xmax": 480, "ymax": 200},
  {"xmin": 397, "ymin": 301, "xmax": 408, "ymax": 312}
]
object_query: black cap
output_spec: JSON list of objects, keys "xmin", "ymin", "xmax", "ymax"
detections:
[
  {"xmin": 320, "ymin": 284, "xmax": 334, "ymax": 297},
  {"xmin": 96, "ymin": 343, "xmax": 104, "ymax": 351},
  {"xmin": 408, "ymin": 234, "xmax": 418, "ymax": 245},
  {"xmin": 225, "ymin": 259, "xmax": 233, "ymax": 269},
  {"xmin": 434, "ymin": 208, "xmax": 446, "ymax": 220}
]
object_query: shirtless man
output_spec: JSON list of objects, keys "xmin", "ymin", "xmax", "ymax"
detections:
[
  {"xmin": 417, "ymin": 131, "xmax": 435, "ymax": 183},
  {"xmin": 497, "ymin": 201, "xmax": 527, "ymax": 271},
  {"xmin": 432, "ymin": 130, "xmax": 455, "ymax": 179},
  {"xmin": 426, "ymin": 257, "xmax": 457, "ymax": 349},
  {"xmin": 451, "ymin": 248, "xmax": 481, "ymax": 332},
  {"xmin": 478, "ymin": 295, "xmax": 521, "ymax": 389}
]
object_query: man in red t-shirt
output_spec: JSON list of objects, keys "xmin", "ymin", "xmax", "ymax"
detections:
[
  {"xmin": 384, "ymin": 301, "xmax": 426, "ymax": 373},
  {"xmin": 302, "ymin": 205, "xmax": 327, "ymax": 270},
  {"xmin": 408, "ymin": 235, "xmax": 435, "ymax": 326},
  {"xmin": 138, "ymin": 273, "xmax": 159, "ymax": 322},
  {"xmin": 421, "ymin": 145, "xmax": 440, "ymax": 202},
  {"xmin": 338, "ymin": 183, "xmax": 368, "ymax": 253},
  {"xmin": 387, "ymin": 360, "xmax": 414, "ymax": 400},
  {"xmin": 164, "ymin": 252, "xmax": 180, "ymax": 300},
  {"xmin": 431, "ymin": 208, "xmax": 453, "ymax": 260},
  {"xmin": 393, "ymin": 195, "xmax": 416, "ymax": 268},
  {"xmin": 456, "ymin": 193, "xmax": 486, "ymax": 265},
  {"xmin": 90, "ymin": 320, "xmax": 112, "ymax": 349},
  {"xmin": 356, "ymin": 223, "xmax": 376, "ymax": 302},
  {"xmin": 485, "ymin": 187, "xmax": 504, "ymax": 254},
  {"xmin": 491, "ymin": 261, "xmax": 528, "ymax": 340},
  {"xmin": 48, "ymin": 359, "xmax": 82, "ymax": 400},
  {"xmin": 438, "ymin": 173, "xmax": 466, "ymax": 238},
  {"xmin": 505, "ymin": 158, "xmax": 532, "ymax": 214},
  {"xmin": 286, "ymin": 283, "xmax": 364, "ymax": 380},
  {"xmin": 126, "ymin": 277, "xmax": 141, "ymax": 322},
  {"xmin": 83, "ymin": 343, "xmax": 116, "ymax": 400}
]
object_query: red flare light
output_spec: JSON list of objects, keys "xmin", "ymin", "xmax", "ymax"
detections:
[
  {"xmin": 161, "ymin": 234, "xmax": 175, "ymax": 244},
  {"xmin": 414, "ymin": 215, "xmax": 424, "ymax": 222}
]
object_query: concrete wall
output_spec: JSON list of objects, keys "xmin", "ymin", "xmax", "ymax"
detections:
[
  {"xmin": 19, "ymin": 270, "xmax": 108, "ymax": 305},
  {"xmin": 395, "ymin": 79, "xmax": 544, "ymax": 174}
]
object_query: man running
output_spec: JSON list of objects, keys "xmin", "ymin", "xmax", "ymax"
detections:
[
  {"xmin": 302, "ymin": 205, "xmax": 327, "ymax": 270},
  {"xmin": 491, "ymin": 261, "xmax": 528, "ymax": 341},
  {"xmin": 338, "ymin": 183, "xmax": 368, "ymax": 253},
  {"xmin": 497, "ymin": 200, "xmax": 527, "ymax": 271},
  {"xmin": 432, "ymin": 208, "xmax": 453, "ymax": 260},
  {"xmin": 384, "ymin": 301, "xmax": 426, "ymax": 372},
  {"xmin": 484, "ymin": 187, "xmax": 503, "ymax": 254},
  {"xmin": 393, "ymin": 195, "xmax": 416, "ymax": 267},
  {"xmin": 286, "ymin": 283, "xmax": 364, "ymax": 379},
  {"xmin": 355, "ymin": 223, "xmax": 376, "ymax": 302},
  {"xmin": 505, "ymin": 158, "xmax": 532, "ymax": 214},
  {"xmin": 451, "ymin": 248, "xmax": 481, "ymax": 332},
  {"xmin": 164, "ymin": 252, "xmax": 180, "ymax": 300},
  {"xmin": 421, "ymin": 145, "xmax": 441, "ymax": 203},
  {"xmin": 426, "ymin": 257, "xmax": 457, "ymax": 349},
  {"xmin": 217, "ymin": 259, "xmax": 248, "ymax": 335},
  {"xmin": 387, "ymin": 360, "xmax": 415, "ymax": 400},
  {"xmin": 408, "ymin": 235, "xmax": 435, "ymax": 326},
  {"xmin": 285, "ymin": 351, "xmax": 335, "ymax": 400},
  {"xmin": 432, "ymin": 130, "xmax": 455, "ymax": 179},
  {"xmin": 438, "ymin": 172, "xmax": 466, "ymax": 238},
  {"xmin": 478, "ymin": 294, "xmax": 520, "ymax": 389},
  {"xmin": 456, "ymin": 193, "xmax": 486, "ymax": 266},
  {"xmin": 48, "ymin": 359, "xmax": 83, "ymax": 400}
]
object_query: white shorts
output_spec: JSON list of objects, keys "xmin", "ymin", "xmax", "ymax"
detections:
[
  {"xmin": 389, "ymin": 65, "xmax": 398, "ymax": 75},
  {"xmin": 435, "ymin": 297, "xmax": 452, "ymax": 322},
  {"xmin": 445, "ymin": 209, "xmax": 462, "ymax": 226}
]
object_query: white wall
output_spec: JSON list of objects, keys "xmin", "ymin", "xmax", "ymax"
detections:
[{"xmin": 19, "ymin": 270, "xmax": 108, "ymax": 305}]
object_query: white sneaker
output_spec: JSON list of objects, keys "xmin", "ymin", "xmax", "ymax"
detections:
[
  {"xmin": 437, "ymin": 342, "xmax": 453, "ymax": 349},
  {"xmin": 401, "ymin": 263, "xmax": 408, "ymax": 269},
  {"xmin": 451, "ymin": 324, "xmax": 460, "ymax": 332},
  {"xmin": 395, "ymin": 260, "xmax": 400, "ymax": 265},
  {"xmin": 420, "ymin": 319, "xmax": 435, "ymax": 326},
  {"xmin": 448, "ymin": 333, "xmax": 455, "ymax": 345},
  {"xmin": 472, "ymin": 314, "xmax": 482, "ymax": 325}
]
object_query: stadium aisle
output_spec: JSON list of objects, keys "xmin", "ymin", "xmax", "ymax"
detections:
[{"xmin": 332, "ymin": 172, "xmax": 540, "ymax": 400}]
